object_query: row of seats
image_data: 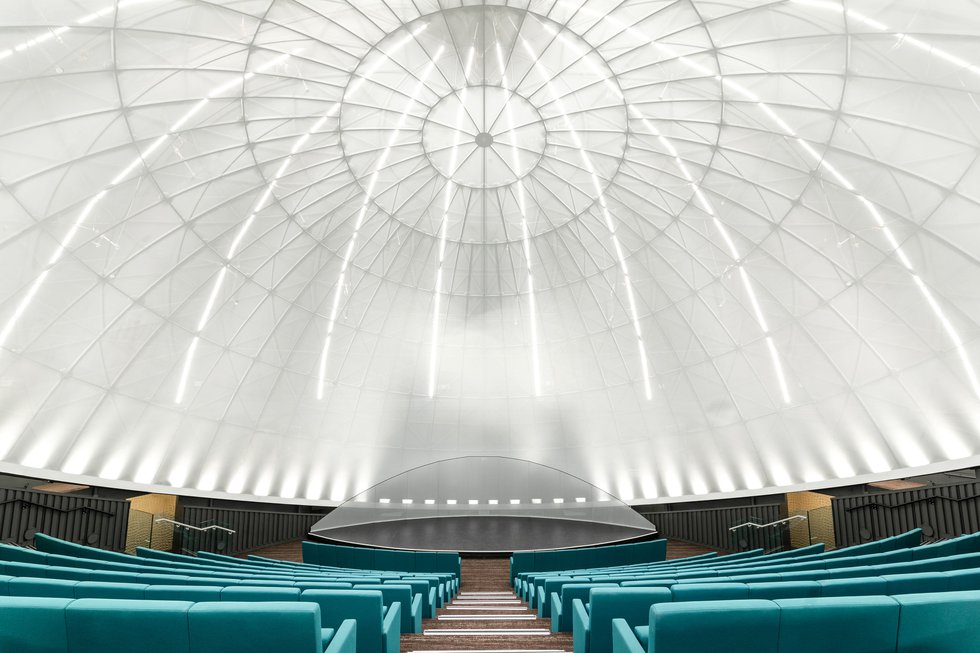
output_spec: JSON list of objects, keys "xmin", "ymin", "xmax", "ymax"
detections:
[
  {"xmin": 0, "ymin": 596, "xmax": 355, "ymax": 653},
  {"xmin": 510, "ymin": 539, "xmax": 667, "ymax": 582},
  {"xmin": 302, "ymin": 541, "xmax": 461, "ymax": 578},
  {"xmin": 7, "ymin": 534, "xmax": 463, "ymax": 653},
  {"xmin": 611, "ymin": 590, "xmax": 980, "ymax": 653},
  {"xmin": 543, "ymin": 530, "xmax": 980, "ymax": 653},
  {"xmin": 517, "ymin": 528, "xmax": 927, "ymax": 604},
  {"xmin": 569, "ymin": 567, "xmax": 980, "ymax": 653}
]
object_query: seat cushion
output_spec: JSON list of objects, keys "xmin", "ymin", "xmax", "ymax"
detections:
[{"xmin": 0, "ymin": 596, "xmax": 72, "ymax": 653}]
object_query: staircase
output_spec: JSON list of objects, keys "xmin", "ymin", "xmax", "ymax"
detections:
[{"xmin": 400, "ymin": 558, "xmax": 572, "ymax": 652}]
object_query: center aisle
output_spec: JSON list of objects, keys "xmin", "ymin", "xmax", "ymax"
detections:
[{"xmin": 400, "ymin": 558, "xmax": 573, "ymax": 652}]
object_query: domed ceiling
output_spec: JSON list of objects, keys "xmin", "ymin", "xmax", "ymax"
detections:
[{"xmin": 1, "ymin": 0, "xmax": 980, "ymax": 504}]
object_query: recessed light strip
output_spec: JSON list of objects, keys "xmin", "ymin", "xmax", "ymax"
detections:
[
  {"xmin": 522, "ymin": 34, "xmax": 653, "ymax": 401},
  {"xmin": 496, "ymin": 42, "xmax": 542, "ymax": 397},
  {"xmin": 0, "ymin": 50, "xmax": 291, "ymax": 357},
  {"xmin": 318, "ymin": 43, "xmax": 445, "ymax": 400},
  {"xmin": 428, "ymin": 46, "xmax": 475, "ymax": 398}
]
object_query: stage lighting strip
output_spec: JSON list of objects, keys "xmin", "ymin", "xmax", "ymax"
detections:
[
  {"xmin": 0, "ymin": 49, "xmax": 293, "ymax": 355},
  {"xmin": 317, "ymin": 42, "xmax": 445, "ymax": 400},
  {"xmin": 428, "ymin": 47, "xmax": 476, "ymax": 398},
  {"xmin": 496, "ymin": 42, "xmax": 543, "ymax": 397},
  {"xmin": 521, "ymin": 35, "xmax": 654, "ymax": 402}
]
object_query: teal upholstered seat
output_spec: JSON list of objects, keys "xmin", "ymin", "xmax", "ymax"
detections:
[
  {"xmin": 576, "ymin": 587, "xmax": 672, "ymax": 653},
  {"xmin": 9, "ymin": 577, "xmax": 77, "ymax": 598},
  {"xmin": 188, "ymin": 601, "xmax": 322, "ymax": 653},
  {"xmin": 816, "ymin": 576, "xmax": 886, "ymax": 597},
  {"xmin": 302, "ymin": 588, "xmax": 398, "ymax": 653},
  {"xmin": 671, "ymin": 582, "xmax": 748, "ymax": 602},
  {"xmin": 774, "ymin": 596, "xmax": 900, "ymax": 653},
  {"xmin": 895, "ymin": 590, "xmax": 980, "ymax": 652},
  {"xmin": 0, "ymin": 596, "xmax": 72, "ymax": 653},
  {"xmin": 747, "ymin": 580, "xmax": 820, "ymax": 599},
  {"xmin": 219, "ymin": 586, "xmax": 301, "ymax": 601},
  {"xmin": 552, "ymin": 582, "xmax": 618, "ymax": 632},
  {"xmin": 651, "ymin": 599, "xmax": 778, "ymax": 653},
  {"xmin": 354, "ymin": 583, "xmax": 421, "ymax": 633},
  {"xmin": 65, "ymin": 598, "xmax": 192, "ymax": 653},
  {"xmin": 144, "ymin": 584, "xmax": 223, "ymax": 601},
  {"xmin": 881, "ymin": 572, "xmax": 948, "ymax": 594},
  {"xmin": 73, "ymin": 581, "xmax": 149, "ymax": 599}
]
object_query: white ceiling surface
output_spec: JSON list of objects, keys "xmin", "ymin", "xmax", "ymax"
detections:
[{"xmin": 2, "ymin": 0, "xmax": 980, "ymax": 506}]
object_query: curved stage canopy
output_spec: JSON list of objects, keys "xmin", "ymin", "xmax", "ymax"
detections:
[
  {"xmin": 310, "ymin": 457, "xmax": 655, "ymax": 552},
  {"xmin": 1, "ymin": 1, "xmax": 980, "ymax": 505}
]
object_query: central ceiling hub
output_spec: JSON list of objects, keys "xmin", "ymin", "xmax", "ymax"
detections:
[{"xmin": 422, "ymin": 85, "xmax": 546, "ymax": 189}]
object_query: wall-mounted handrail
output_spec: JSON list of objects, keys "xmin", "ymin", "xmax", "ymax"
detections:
[
  {"xmin": 729, "ymin": 515, "xmax": 807, "ymax": 532},
  {"xmin": 153, "ymin": 518, "xmax": 235, "ymax": 534}
]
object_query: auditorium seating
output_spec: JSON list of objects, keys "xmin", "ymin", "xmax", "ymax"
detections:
[
  {"xmin": 3, "ymin": 534, "xmax": 468, "ymax": 653},
  {"xmin": 0, "ymin": 596, "xmax": 356, "ymax": 653},
  {"xmin": 561, "ymin": 530, "xmax": 980, "ymax": 653},
  {"xmin": 610, "ymin": 590, "xmax": 980, "ymax": 653},
  {"xmin": 510, "ymin": 539, "xmax": 667, "ymax": 585}
]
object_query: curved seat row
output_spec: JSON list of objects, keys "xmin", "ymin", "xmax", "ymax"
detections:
[
  {"xmin": 0, "ymin": 596, "xmax": 355, "ymax": 653},
  {"xmin": 611, "ymin": 590, "xmax": 980, "ymax": 653},
  {"xmin": 570, "ymin": 566, "xmax": 980, "ymax": 653},
  {"xmin": 519, "ymin": 529, "xmax": 931, "ymax": 605},
  {"xmin": 0, "ymin": 576, "xmax": 396, "ymax": 653}
]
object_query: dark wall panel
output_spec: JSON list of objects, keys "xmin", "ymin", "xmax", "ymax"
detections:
[
  {"xmin": 0, "ymin": 488, "xmax": 128, "ymax": 551},
  {"xmin": 179, "ymin": 506, "xmax": 320, "ymax": 556},
  {"xmin": 641, "ymin": 504, "xmax": 783, "ymax": 552},
  {"xmin": 833, "ymin": 481, "xmax": 980, "ymax": 547}
]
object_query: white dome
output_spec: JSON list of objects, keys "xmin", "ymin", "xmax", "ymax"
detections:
[{"xmin": 1, "ymin": 0, "xmax": 980, "ymax": 504}]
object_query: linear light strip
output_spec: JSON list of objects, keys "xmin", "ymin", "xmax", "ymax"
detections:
[
  {"xmin": 0, "ymin": 51, "xmax": 291, "ymax": 359},
  {"xmin": 427, "ymin": 47, "xmax": 475, "ymax": 399},
  {"xmin": 0, "ymin": 0, "xmax": 161, "ymax": 62},
  {"xmin": 785, "ymin": 0, "xmax": 980, "ymax": 400},
  {"xmin": 551, "ymin": 25, "xmax": 789, "ymax": 402},
  {"xmin": 318, "ymin": 45, "xmax": 445, "ymax": 400},
  {"xmin": 522, "ymin": 33, "xmax": 653, "ymax": 401},
  {"xmin": 496, "ymin": 42, "xmax": 542, "ymax": 397}
]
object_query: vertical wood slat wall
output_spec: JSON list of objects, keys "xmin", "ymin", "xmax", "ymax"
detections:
[
  {"xmin": 0, "ymin": 488, "xmax": 129, "ymax": 551},
  {"xmin": 640, "ymin": 504, "xmax": 783, "ymax": 552},
  {"xmin": 179, "ymin": 506, "xmax": 321, "ymax": 556},
  {"xmin": 832, "ymin": 481, "xmax": 980, "ymax": 547}
]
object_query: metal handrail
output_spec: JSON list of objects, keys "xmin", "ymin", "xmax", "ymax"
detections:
[
  {"xmin": 728, "ymin": 515, "xmax": 807, "ymax": 532},
  {"xmin": 153, "ymin": 518, "xmax": 235, "ymax": 534}
]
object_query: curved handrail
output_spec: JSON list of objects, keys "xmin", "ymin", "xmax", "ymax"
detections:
[
  {"xmin": 153, "ymin": 518, "xmax": 235, "ymax": 534},
  {"xmin": 728, "ymin": 515, "xmax": 807, "ymax": 532}
]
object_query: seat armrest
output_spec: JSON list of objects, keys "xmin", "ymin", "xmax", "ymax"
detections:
[
  {"xmin": 551, "ymin": 593, "xmax": 563, "ymax": 633},
  {"xmin": 382, "ymin": 603, "xmax": 400, "ymax": 653},
  {"xmin": 325, "ymin": 619, "xmax": 357, "ymax": 653},
  {"xmin": 537, "ymin": 587, "xmax": 547, "ymax": 617},
  {"xmin": 573, "ymin": 598, "xmax": 591, "ymax": 653},
  {"xmin": 427, "ymin": 588, "xmax": 437, "ymax": 618},
  {"xmin": 611, "ymin": 619, "xmax": 644, "ymax": 653},
  {"xmin": 411, "ymin": 593, "xmax": 423, "ymax": 633}
]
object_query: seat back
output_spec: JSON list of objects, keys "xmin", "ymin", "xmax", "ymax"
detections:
[
  {"xmin": 774, "ymin": 596, "xmax": 899, "ymax": 653},
  {"xmin": 219, "ymin": 586, "xmax": 301, "ymax": 602},
  {"xmin": 66, "ymin": 598, "xmax": 193, "ymax": 653},
  {"xmin": 0, "ymin": 596, "xmax": 72, "ymax": 653},
  {"xmin": 302, "ymin": 589, "xmax": 383, "ymax": 653},
  {"xmin": 187, "ymin": 601, "xmax": 322, "ymax": 653},
  {"xmin": 671, "ymin": 583, "xmax": 748, "ymax": 602},
  {"xmin": 589, "ymin": 587, "xmax": 671, "ymax": 653},
  {"xmin": 649, "ymin": 599, "xmax": 778, "ymax": 653},
  {"xmin": 895, "ymin": 590, "xmax": 980, "ymax": 652},
  {"xmin": 354, "ymin": 583, "xmax": 414, "ymax": 632}
]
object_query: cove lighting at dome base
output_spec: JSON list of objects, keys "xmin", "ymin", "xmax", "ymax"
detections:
[{"xmin": 0, "ymin": 1, "xmax": 979, "ymax": 506}]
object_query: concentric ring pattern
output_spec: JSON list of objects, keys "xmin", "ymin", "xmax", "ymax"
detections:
[{"xmin": 1, "ymin": 0, "xmax": 980, "ymax": 505}]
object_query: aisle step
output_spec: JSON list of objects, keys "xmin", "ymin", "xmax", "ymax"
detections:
[
  {"xmin": 423, "ymin": 629, "xmax": 551, "ymax": 636},
  {"xmin": 437, "ymin": 615, "xmax": 538, "ymax": 621}
]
